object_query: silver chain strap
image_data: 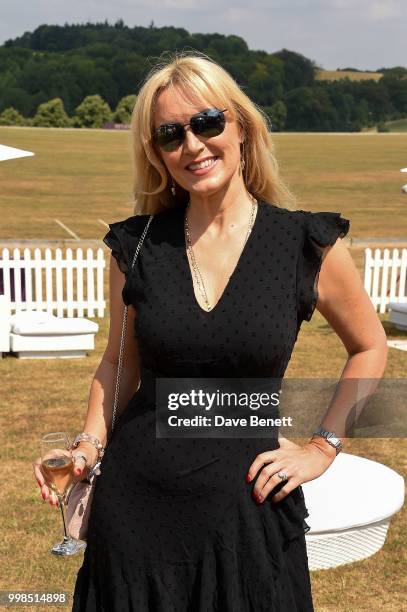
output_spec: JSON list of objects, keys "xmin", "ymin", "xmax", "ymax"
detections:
[{"xmin": 108, "ymin": 214, "xmax": 154, "ymax": 441}]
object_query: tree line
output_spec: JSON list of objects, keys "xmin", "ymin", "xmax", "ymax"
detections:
[
  {"xmin": 0, "ymin": 94, "xmax": 137, "ymax": 128},
  {"xmin": 0, "ymin": 21, "xmax": 406, "ymax": 131}
]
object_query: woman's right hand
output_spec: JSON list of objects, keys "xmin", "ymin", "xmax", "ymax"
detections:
[
  {"xmin": 32, "ymin": 443, "xmax": 99, "ymax": 508},
  {"xmin": 71, "ymin": 442, "xmax": 99, "ymax": 478},
  {"xmin": 32, "ymin": 455, "xmax": 58, "ymax": 507}
]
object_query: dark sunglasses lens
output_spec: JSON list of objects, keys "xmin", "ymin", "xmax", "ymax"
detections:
[
  {"xmin": 155, "ymin": 109, "xmax": 226, "ymax": 151},
  {"xmin": 155, "ymin": 124, "xmax": 183, "ymax": 151},
  {"xmin": 191, "ymin": 110, "xmax": 226, "ymax": 137}
]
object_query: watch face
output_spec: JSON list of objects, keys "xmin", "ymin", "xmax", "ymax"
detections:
[
  {"xmin": 323, "ymin": 435, "xmax": 342, "ymax": 452},
  {"xmin": 313, "ymin": 430, "xmax": 342, "ymax": 449}
]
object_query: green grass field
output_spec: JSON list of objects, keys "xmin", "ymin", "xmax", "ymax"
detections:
[
  {"xmin": 0, "ymin": 127, "xmax": 406, "ymax": 240},
  {"xmin": 0, "ymin": 127, "xmax": 406, "ymax": 611}
]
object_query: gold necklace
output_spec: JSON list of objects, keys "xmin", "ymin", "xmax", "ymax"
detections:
[{"xmin": 184, "ymin": 194, "xmax": 258, "ymax": 311}]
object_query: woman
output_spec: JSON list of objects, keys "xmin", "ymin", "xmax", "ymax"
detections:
[{"xmin": 34, "ymin": 52, "xmax": 387, "ymax": 611}]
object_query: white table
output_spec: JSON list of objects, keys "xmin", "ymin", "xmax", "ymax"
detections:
[{"xmin": 303, "ymin": 452, "xmax": 405, "ymax": 570}]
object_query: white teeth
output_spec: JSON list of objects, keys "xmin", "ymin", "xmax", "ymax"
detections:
[{"xmin": 187, "ymin": 157, "xmax": 217, "ymax": 171}]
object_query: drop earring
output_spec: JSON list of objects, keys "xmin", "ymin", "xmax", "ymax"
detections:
[{"xmin": 171, "ymin": 176, "xmax": 176, "ymax": 196}]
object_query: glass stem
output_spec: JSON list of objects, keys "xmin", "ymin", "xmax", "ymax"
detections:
[{"xmin": 58, "ymin": 495, "xmax": 70, "ymax": 542}]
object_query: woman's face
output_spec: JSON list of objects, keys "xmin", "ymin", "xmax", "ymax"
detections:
[{"xmin": 152, "ymin": 85, "xmax": 244, "ymax": 199}]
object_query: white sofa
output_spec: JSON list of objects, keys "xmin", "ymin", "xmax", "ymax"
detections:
[
  {"xmin": 0, "ymin": 298, "xmax": 99, "ymax": 359},
  {"xmin": 303, "ymin": 452, "xmax": 405, "ymax": 570}
]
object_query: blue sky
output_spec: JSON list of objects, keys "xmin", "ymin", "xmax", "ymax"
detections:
[{"xmin": 1, "ymin": 0, "xmax": 406, "ymax": 71}]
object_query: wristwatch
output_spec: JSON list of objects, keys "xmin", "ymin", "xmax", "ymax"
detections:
[{"xmin": 311, "ymin": 427, "xmax": 343, "ymax": 455}]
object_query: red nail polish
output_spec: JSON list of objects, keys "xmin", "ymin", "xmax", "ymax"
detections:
[
  {"xmin": 246, "ymin": 474, "xmax": 252, "ymax": 483},
  {"xmin": 42, "ymin": 491, "xmax": 46, "ymax": 500}
]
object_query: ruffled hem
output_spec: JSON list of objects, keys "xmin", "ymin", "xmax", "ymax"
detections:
[
  {"xmin": 73, "ymin": 518, "xmax": 313, "ymax": 612},
  {"xmin": 72, "ymin": 478, "xmax": 312, "ymax": 611},
  {"xmin": 273, "ymin": 484, "xmax": 311, "ymax": 543},
  {"xmin": 297, "ymin": 210, "xmax": 350, "ymax": 322}
]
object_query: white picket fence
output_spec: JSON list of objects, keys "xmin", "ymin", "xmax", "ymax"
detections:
[
  {"xmin": 1, "ymin": 245, "xmax": 405, "ymax": 318},
  {"xmin": 0, "ymin": 247, "xmax": 106, "ymax": 318},
  {"xmin": 364, "ymin": 248, "xmax": 407, "ymax": 313}
]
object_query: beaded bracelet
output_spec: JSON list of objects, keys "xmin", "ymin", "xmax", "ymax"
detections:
[{"xmin": 71, "ymin": 432, "xmax": 105, "ymax": 459}]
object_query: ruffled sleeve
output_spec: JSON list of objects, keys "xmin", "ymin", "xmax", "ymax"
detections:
[
  {"xmin": 297, "ymin": 210, "xmax": 350, "ymax": 323},
  {"xmin": 103, "ymin": 215, "xmax": 150, "ymax": 276},
  {"xmin": 103, "ymin": 215, "xmax": 151, "ymax": 305}
]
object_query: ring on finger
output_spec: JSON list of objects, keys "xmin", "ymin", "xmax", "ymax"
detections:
[
  {"xmin": 73, "ymin": 453, "xmax": 87, "ymax": 463},
  {"xmin": 277, "ymin": 471, "xmax": 288, "ymax": 480}
]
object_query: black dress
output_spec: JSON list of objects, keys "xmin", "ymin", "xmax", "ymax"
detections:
[{"xmin": 72, "ymin": 199, "xmax": 350, "ymax": 611}]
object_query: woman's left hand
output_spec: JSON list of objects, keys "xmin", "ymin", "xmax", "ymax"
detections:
[{"xmin": 246, "ymin": 436, "xmax": 337, "ymax": 503}]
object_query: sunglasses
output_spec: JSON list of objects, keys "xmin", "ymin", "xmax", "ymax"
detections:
[{"xmin": 152, "ymin": 108, "xmax": 228, "ymax": 152}]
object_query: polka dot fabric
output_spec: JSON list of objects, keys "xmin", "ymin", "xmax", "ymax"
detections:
[
  {"xmin": 72, "ymin": 200, "xmax": 349, "ymax": 611},
  {"xmin": 297, "ymin": 211, "xmax": 350, "ymax": 322}
]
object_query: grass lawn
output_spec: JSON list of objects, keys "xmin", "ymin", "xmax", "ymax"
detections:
[{"xmin": 0, "ymin": 127, "xmax": 406, "ymax": 610}]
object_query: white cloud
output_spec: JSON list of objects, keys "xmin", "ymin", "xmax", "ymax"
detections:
[{"xmin": 367, "ymin": 1, "xmax": 401, "ymax": 21}]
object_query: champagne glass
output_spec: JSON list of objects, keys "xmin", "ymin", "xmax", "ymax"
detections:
[{"xmin": 40, "ymin": 432, "xmax": 86, "ymax": 556}]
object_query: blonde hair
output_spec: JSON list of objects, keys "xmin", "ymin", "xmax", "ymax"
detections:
[{"xmin": 129, "ymin": 50, "xmax": 296, "ymax": 214}]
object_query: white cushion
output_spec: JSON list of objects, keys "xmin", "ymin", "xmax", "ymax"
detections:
[
  {"xmin": 10, "ymin": 311, "xmax": 55, "ymax": 326},
  {"xmin": 302, "ymin": 453, "xmax": 405, "ymax": 533},
  {"xmin": 10, "ymin": 312, "xmax": 98, "ymax": 336},
  {"xmin": 10, "ymin": 333, "xmax": 95, "ymax": 351}
]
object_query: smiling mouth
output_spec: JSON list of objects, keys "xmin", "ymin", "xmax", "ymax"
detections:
[{"xmin": 186, "ymin": 156, "xmax": 219, "ymax": 171}]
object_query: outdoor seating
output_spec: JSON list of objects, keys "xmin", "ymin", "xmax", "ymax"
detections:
[
  {"xmin": 9, "ymin": 310, "xmax": 99, "ymax": 359},
  {"xmin": 303, "ymin": 452, "xmax": 405, "ymax": 570}
]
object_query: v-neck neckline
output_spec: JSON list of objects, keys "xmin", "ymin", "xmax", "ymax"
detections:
[{"xmin": 180, "ymin": 199, "xmax": 262, "ymax": 314}]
